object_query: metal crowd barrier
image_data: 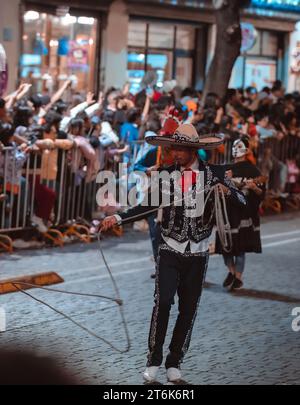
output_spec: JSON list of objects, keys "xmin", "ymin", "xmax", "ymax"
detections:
[
  {"xmin": 0, "ymin": 136, "xmax": 299, "ymax": 252},
  {"xmin": 0, "ymin": 146, "xmax": 100, "ymax": 250}
]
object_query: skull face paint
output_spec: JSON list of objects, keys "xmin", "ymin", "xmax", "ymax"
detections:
[{"xmin": 232, "ymin": 139, "xmax": 248, "ymax": 158}]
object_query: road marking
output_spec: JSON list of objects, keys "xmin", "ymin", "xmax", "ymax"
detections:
[
  {"xmin": 262, "ymin": 237, "xmax": 300, "ymax": 248},
  {"xmin": 261, "ymin": 230, "xmax": 300, "ymax": 240},
  {"xmin": 62, "ymin": 256, "xmax": 153, "ymax": 274},
  {"xmin": 64, "ymin": 237, "xmax": 300, "ymax": 285},
  {"xmin": 64, "ymin": 266, "xmax": 156, "ymax": 286},
  {"xmin": 60, "ymin": 231, "xmax": 300, "ymax": 278},
  {"xmin": 2, "ymin": 231, "xmax": 300, "ymax": 285}
]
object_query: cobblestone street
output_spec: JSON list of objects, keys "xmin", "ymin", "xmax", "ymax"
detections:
[{"xmin": 1, "ymin": 213, "xmax": 300, "ymax": 385}]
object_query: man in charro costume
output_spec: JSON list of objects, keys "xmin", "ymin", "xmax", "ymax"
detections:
[
  {"xmin": 101, "ymin": 119, "xmax": 246, "ymax": 383},
  {"xmin": 132, "ymin": 107, "xmax": 185, "ymax": 274}
]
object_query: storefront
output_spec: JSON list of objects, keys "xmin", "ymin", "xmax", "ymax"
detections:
[
  {"xmin": 1, "ymin": 0, "xmax": 211, "ymax": 94},
  {"xmin": 2, "ymin": 0, "xmax": 300, "ymax": 95},
  {"xmin": 125, "ymin": 0, "xmax": 300, "ymax": 93}
]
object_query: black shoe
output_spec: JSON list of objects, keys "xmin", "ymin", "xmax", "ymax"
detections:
[
  {"xmin": 231, "ymin": 277, "xmax": 243, "ymax": 290},
  {"xmin": 223, "ymin": 272, "xmax": 235, "ymax": 288}
]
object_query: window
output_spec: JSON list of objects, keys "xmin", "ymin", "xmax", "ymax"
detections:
[
  {"xmin": 148, "ymin": 24, "xmax": 174, "ymax": 48},
  {"xmin": 245, "ymin": 30, "xmax": 261, "ymax": 55},
  {"xmin": 176, "ymin": 57, "xmax": 193, "ymax": 88},
  {"xmin": 244, "ymin": 29, "xmax": 279, "ymax": 57},
  {"xmin": 147, "ymin": 51, "xmax": 173, "ymax": 86},
  {"xmin": 261, "ymin": 31, "xmax": 278, "ymax": 57},
  {"xmin": 127, "ymin": 50, "xmax": 146, "ymax": 94},
  {"xmin": 244, "ymin": 58, "xmax": 277, "ymax": 89},
  {"xmin": 128, "ymin": 21, "xmax": 147, "ymax": 47},
  {"xmin": 229, "ymin": 56, "xmax": 244, "ymax": 89},
  {"xmin": 127, "ymin": 20, "xmax": 196, "ymax": 93},
  {"xmin": 176, "ymin": 26, "xmax": 195, "ymax": 51}
]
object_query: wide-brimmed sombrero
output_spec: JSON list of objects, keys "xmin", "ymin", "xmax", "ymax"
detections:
[{"xmin": 145, "ymin": 122, "xmax": 224, "ymax": 150}]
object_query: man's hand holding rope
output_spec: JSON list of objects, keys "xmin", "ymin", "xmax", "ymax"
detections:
[{"xmin": 100, "ymin": 216, "xmax": 118, "ymax": 232}]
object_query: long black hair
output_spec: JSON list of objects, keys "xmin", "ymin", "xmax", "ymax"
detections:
[
  {"xmin": 0, "ymin": 122, "xmax": 15, "ymax": 146},
  {"xmin": 43, "ymin": 111, "xmax": 62, "ymax": 133},
  {"xmin": 13, "ymin": 101, "xmax": 33, "ymax": 128}
]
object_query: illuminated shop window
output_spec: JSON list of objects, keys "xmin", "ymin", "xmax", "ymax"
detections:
[{"xmin": 21, "ymin": 10, "xmax": 98, "ymax": 95}]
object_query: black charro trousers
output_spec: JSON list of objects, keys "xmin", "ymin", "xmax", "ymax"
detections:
[{"xmin": 147, "ymin": 244, "xmax": 209, "ymax": 369}]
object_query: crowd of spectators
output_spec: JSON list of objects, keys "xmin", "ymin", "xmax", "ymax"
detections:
[{"xmin": 0, "ymin": 77, "xmax": 300, "ymax": 237}]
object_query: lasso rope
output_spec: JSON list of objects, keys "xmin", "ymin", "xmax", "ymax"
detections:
[
  {"xmin": 3, "ymin": 233, "xmax": 131, "ymax": 354},
  {"xmin": 12, "ymin": 281, "xmax": 130, "ymax": 353},
  {"xmin": 203, "ymin": 185, "xmax": 233, "ymax": 253}
]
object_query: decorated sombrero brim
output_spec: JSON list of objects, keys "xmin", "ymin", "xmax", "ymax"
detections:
[{"xmin": 145, "ymin": 123, "xmax": 224, "ymax": 150}]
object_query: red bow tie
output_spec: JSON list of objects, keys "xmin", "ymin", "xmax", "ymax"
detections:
[{"xmin": 179, "ymin": 168, "xmax": 197, "ymax": 193}]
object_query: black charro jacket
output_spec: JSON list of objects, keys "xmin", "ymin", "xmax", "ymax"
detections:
[{"xmin": 119, "ymin": 159, "xmax": 246, "ymax": 244}]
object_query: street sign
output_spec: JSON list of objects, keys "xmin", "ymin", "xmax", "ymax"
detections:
[{"xmin": 252, "ymin": 0, "xmax": 300, "ymax": 12}]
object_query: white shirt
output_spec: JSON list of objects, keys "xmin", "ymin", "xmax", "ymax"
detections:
[{"xmin": 60, "ymin": 102, "xmax": 100, "ymax": 132}]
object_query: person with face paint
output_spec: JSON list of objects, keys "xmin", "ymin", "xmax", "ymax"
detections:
[{"xmin": 215, "ymin": 135, "xmax": 266, "ymax": 290}]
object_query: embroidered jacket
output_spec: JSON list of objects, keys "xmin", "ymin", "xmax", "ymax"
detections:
[{"xmin": 119, "ymin": 159, "xmax": 246, "ymax": 244}]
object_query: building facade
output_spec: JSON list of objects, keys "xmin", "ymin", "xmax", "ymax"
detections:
[{"xmin": 1, "ymin": 0, "xmax": 300, "ymax": 95}]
